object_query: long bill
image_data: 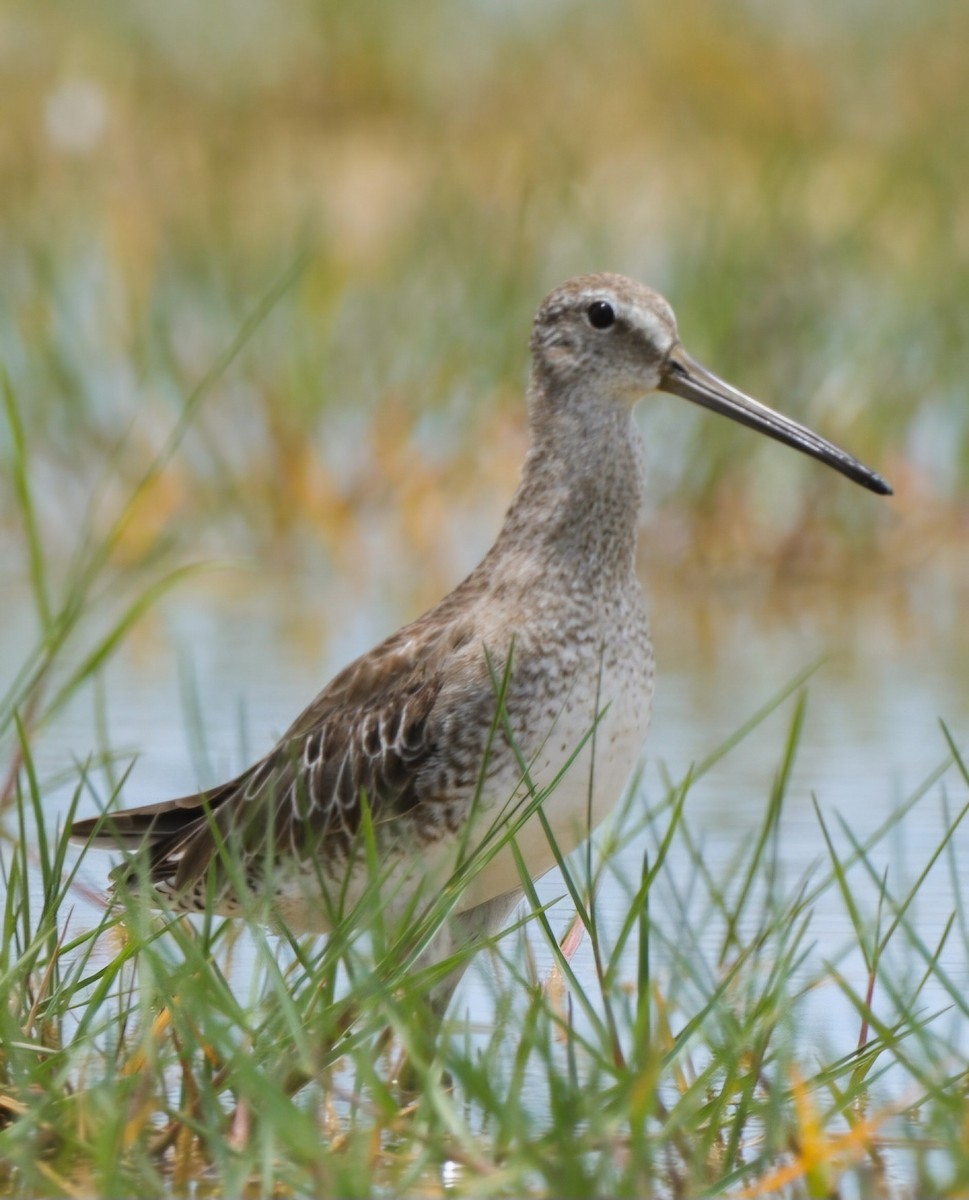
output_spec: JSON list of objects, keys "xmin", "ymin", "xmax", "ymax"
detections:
[{"xmin": 661, "ymin": 345, "xmax": 892, "ymax": 496}]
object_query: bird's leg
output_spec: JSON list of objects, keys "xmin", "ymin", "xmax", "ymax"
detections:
[{"xmin": 389, "ymin": 887, "xmax": 524, "ymax": 1098}]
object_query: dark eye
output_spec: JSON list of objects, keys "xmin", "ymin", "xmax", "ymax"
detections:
[{"xmin": 586, "ymin": 300, "xmax": 616, "ymax": 330}]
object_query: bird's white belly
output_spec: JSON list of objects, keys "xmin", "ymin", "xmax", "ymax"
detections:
[{"xmin": 455, "ymin": 644, "xmax": 654, "ymax": 912}]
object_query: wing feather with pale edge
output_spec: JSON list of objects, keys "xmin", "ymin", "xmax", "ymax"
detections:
[{"xmin": 71, "ymin": 604, "xmax": 492, "ymax": 899}]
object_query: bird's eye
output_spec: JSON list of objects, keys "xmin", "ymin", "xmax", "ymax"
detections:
[{"xmin": 586, "ymin": 300, "xmax": 616, "ymax": 330}]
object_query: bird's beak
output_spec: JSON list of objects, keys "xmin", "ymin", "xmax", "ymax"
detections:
[{"xmin": 660, "ymin": 345, "xmax": 892, "ymax": 496}]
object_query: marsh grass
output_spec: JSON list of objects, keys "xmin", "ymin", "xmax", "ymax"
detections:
[{"xmin": 3, "ymin": 679, "xmax": 969, "ymax": 1197}]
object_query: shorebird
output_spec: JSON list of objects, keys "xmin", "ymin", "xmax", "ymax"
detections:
[{"xmin": 72, "ymin": 273, "xmax": 891, "ymax": 1008}]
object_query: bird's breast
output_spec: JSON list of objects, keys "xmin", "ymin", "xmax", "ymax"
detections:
[{"xmin": 455, "ymin": 584, "xmax": 654, "ymax": 910}]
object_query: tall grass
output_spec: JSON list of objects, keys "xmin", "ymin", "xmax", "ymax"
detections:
[{"xmin": 3, "ymin": 661, "xmax": 969, "ymax": 1195}]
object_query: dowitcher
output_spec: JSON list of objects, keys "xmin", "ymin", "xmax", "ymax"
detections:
[{"xmin": 72, "ymin": 274, "xmax": 891, "ymax": 1005}]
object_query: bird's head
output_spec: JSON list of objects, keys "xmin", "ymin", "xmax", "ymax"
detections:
[{"xmin": 530, "ymin": 272, "xmax": 892, "ymax": 496}]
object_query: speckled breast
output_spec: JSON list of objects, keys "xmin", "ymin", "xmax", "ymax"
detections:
[{"xmin": 454, "ymin": 586, "xmax": 655, "ymax": 911}]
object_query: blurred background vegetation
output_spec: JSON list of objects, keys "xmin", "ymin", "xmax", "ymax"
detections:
[{"xmin": 1, "ymin": 0, "xmax": 967, "ymax": 612}]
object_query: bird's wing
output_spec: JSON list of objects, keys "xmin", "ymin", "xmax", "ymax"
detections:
[{"xmin": 71, "ymin": 610, "xmax": 494, "ymax": 900}]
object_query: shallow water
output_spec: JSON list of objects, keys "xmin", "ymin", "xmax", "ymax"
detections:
[{"xmin": 12, "ymin": 548, "xmax": 969, "ymax": 1131}]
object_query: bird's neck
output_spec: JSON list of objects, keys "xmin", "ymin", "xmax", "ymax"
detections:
[{"xmin": 491, "ymin": 378, "xmax": 645, "ymax": 591}]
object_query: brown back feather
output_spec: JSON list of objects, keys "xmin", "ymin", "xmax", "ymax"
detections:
[{"xmin": 71, "ymin": 581, "xmax": 496, "ymax": 905}]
